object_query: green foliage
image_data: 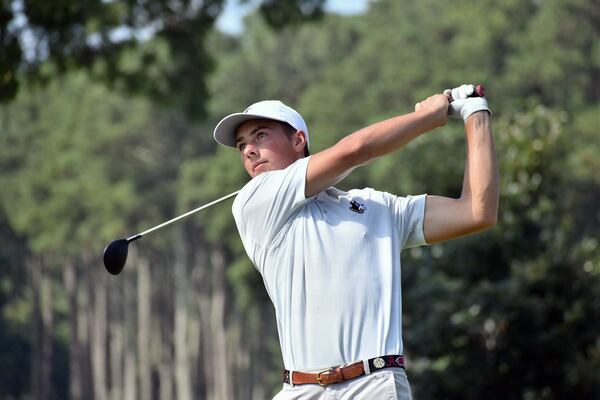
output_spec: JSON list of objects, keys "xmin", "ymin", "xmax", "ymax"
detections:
[
  {"xmin": 504, "ymin": 0, "xmax": 599, "ymax": 109},
  {"xmin": 404, "ymin": 106, "xmax": 600, "ymax": 399},
  {"xmin": 0, "ymin": 73, "xmax": 159, "ymax": 253},
  {"xmin": 0, "ymin": 214, "xmax": 30, "ymax": 399},
  {"xmin": 1, "ymin": 0, "xmax": 222, "ymax": 111},
  {"xmin": 178, "ymin": 147, "xmax": 246, "ymax": 242},
  {"xmin": 258, "ymin": 0, "xmax": 325, "ymax": 29},
  {"xmin": 1, "ymin": 0, "xmax": 327, "ymax": 116}
]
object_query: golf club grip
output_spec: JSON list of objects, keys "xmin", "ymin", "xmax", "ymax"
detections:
[
  {"xmin": 446, "ymin": 84, "xmax": 486, "ymax": 103},
  {"xmin": 473, "ymin": 84, "xmax": 485, "ymax": 97}
]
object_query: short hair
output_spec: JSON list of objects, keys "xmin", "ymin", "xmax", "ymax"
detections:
[{"xmin": 278, "ymin": 121, "xmax": 310, "ymax": 157}]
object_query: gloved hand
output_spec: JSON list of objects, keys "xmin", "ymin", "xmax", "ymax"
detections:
[{"xmin": 444, "ymin": 84, "xmax": 491, "ymax": 121}]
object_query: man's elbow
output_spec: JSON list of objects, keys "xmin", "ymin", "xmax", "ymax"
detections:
[{"xmin": 473, "ymin": 209, "xmax": 498, "ymax": 231}]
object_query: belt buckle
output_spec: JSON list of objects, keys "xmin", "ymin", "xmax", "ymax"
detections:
[{"xmin": 316, "ymin": 368, "xmax": 333, "ymax": 386}]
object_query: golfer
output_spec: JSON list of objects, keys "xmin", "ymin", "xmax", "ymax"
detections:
[{"xmin": 213, "ymin": 84, "xmax": 498, "ymax": 399}]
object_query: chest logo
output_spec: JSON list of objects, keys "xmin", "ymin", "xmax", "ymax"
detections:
[{"xmin": 349, "ymin": 200, "xmax": 366, "ymax": 214}]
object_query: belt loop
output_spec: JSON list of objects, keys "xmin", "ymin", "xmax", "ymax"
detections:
[
  {"xmin": 362, "ymin": 359, "xmax": 371, "ymax": 375},
  {"xmin": 289, "ymin": 371, "xmax": 294, "ymax": 387}
]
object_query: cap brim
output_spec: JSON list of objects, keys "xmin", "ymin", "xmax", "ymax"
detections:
[{"xmin": 213, "ymin": 112, "xmax": 288, "ymax": 148}]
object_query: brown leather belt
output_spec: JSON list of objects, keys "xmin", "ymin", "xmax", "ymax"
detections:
[{"xmin": 283, "ymin": 355, "xmax": 405, "ymax": 386}]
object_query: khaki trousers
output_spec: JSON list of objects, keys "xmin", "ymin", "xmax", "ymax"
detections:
[{"xmin": 273, "ymin": 368, "xmax": 412, "ymax": 400}]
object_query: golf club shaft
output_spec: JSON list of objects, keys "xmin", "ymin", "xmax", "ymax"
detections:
[{"xmin": 126, "ymin": 190, "xmax": 240, "ymax": 242}]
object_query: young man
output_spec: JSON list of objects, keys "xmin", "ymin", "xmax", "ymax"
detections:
[{"xmin": 213, "ymin": 84, "xmax": 498, "ymax": 399}]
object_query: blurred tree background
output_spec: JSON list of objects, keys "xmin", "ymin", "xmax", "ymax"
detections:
[{"xmin": 0, "ymin": 0, "xmax": 598, "ymax": 399}]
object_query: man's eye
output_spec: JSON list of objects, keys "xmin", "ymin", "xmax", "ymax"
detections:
[
  {"xmin": 257, "ymin": 132, "xmax": 267, "ymax": 139},
  {"xmin": 237, "ymin": 143, "xmax": 245, "ymax": 152}
]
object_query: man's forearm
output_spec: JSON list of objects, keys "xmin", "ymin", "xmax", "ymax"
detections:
[
  {"xmin": 362, "ymin": 110, "xmax": 438, "ymax": 158},
  {"xmin": 305, "ymin": 93, "xmax": 447, "ymax": 197},
  {"xmin": 461, "ymin": 112, "xmax": 499, "ymax": 225},
  {"xmin": 343, "ymin": 104, "xmax": 444, "ymax": 166}
]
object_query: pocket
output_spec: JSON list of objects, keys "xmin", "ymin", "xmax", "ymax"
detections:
[
  {"xmin": 272, "ymin": 383, "xmax": 323, "ymax": 400},
  {"xmin": 341, "ymin": 370, "xmax": 398, "ymax": 400}
]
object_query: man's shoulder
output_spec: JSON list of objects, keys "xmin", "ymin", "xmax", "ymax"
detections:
[
  {"xmin": 346, "ymin": 187, "xmax": 390, "ymax": 203},
  {"xmin": 232, "ymin": 175, "xmax": 266, "ymax": 221},
  {"xmin": 347, "ymin": 187, "xmax": 380, "ymax": 196},
  {"xmin": 348, "ymin": 187, "xmax": 422, "ymax": 201}
]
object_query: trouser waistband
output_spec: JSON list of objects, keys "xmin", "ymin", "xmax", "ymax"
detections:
[{"xmin": 283, "ymin": 355, "xmax": 405, "ymax": 386}]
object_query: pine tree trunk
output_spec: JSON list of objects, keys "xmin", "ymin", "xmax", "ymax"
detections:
[
  {"xmin": 90, "ymin": 262, "xmax": 108, "ymax": 400},
  {"xmin": 154, "ymin": 256, "xmax": 174, "ymax": 400},
  {"xmin": 194, "ymin": 236, "xmax": 212, "ymax": 399},
  {"xmin": 137, "ymin": 256, "xmax": 152, "ymax": 400},
  {"xmin": 199, "ymin": 296, "xmax": 214, "ymax": 400},
  {"xmin": 123, "ymin": 261, "xmax": 137, "ymax": 400},
  {"xmin": 31, "ymin": 255, "xmax": 53, "ymax": 400},
  {"xmin": 109, "ymin": 323, "xmax": 124, "ymax": 400},
  {"xmin": 81, "ymin": 256, "xmax": 93, "ymax": 399},
  {"xmin": 42, "ymin": 265, "xmax": 54, "ymax": 400},
  {"xmin": 31, "ymin": 256, "xmax": 42, "ymax": 400},
  {"xmin": 124, "ymin": 350, "xmax": 137, "ymax": 400},
  {"xmin": 64, "ymin": 261, "xmax": 83, "ymax": 400},
  {"xmin": 108, "ymin": 269, "xmax": 124, "ymax": 400},
  {"xmin": 174, "ymin": 227, "xmax": 192, "ymax": 400},
  {"xmin": 185, "ymin": 233, "xmax": 203, "ymax": 397},
  {"xmin": 231, "ymin": 310, "xmax": 250, "ymax": 400},
  {"xmin": 187, "ymin": 315, "xmax": 202, "ymax": 397},
  {"xmin": 209, "ymin": 246, "xmax": 231, "ymax": 400}
]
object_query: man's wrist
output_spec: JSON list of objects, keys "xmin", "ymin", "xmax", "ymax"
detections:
[
  {"xmin": 414, "ymin": 106, "xmax": 445, "ymax": 131},
  {"xmin": 465, "ymin": 110, "xmax": 491, "ymax": 131},
  {"xmin": 468, "ymin": 110, "xmax": 491, "ymax": 121}
]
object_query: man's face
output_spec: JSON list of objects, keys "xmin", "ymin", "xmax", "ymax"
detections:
[{"xmin": 235, "ymin": 119, "xmax": 305, "ymax": 178}]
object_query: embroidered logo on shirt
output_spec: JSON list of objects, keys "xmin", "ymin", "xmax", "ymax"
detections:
[{"xmin": 349, "ymin": 200, "xmax": 366, "ymax": 214}]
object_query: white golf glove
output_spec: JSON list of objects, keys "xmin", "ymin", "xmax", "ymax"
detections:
[{"xmin": 444, "ymin": 84, "xmax": 491, "ymax": 121}]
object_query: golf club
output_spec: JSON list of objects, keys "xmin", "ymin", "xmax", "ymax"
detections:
[{"xmin": 103, "ymin": 190, "xmax": 239, "ymax": 275}]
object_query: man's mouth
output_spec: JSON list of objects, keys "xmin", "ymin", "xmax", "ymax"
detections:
[{"xmin": 252, "ymin": 160, "xmax": 267, "ymax": 170}]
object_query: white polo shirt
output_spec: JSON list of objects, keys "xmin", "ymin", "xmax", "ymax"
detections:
[{"xmin": 232, "ymin": 156, "xmax": 427, "ymax": 371}]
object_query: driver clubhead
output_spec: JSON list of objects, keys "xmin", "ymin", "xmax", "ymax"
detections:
[{"xmin": 103, "ymin": 239, "xmax": 129, "ymax": 275}]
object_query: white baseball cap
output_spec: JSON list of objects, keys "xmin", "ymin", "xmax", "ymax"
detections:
[{"xmin": 213, "ymin": 100, "xmax": 309, "ymax": 148}]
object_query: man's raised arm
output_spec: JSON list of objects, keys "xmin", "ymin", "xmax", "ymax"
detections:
[
  {"xmin": 423, "ymin": 90, "xmax": 499, "ymax": 243},
  {"xmin": 305, "ymin": 94, "xmax": 449, "ymax": 198}
]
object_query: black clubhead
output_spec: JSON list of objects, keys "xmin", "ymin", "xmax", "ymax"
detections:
[{"xmin": 103, "ymin": 239, "xmax": 129, "ymax": 275}]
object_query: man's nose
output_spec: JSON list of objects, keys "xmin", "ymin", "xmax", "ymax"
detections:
[{"xmin": 243, "ymin": 142, "xmax": 258, "ymax": 158}]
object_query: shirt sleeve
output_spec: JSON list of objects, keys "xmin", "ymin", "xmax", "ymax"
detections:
[
  {"xmin": 388, "ymin": 193, "xmax": 428, "ymax": 249},
  {"xmin": 232, "ymin": 157, "xmax": 311, "ymax": 249}
]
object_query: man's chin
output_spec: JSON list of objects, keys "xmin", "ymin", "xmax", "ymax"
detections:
[
  {"xmin": 247, "ymin": 169, "xmax": 261, "ymax": 178},
  {"xmin": 253, "ymin": 163, "xmax": 269, "ymax": 176}
]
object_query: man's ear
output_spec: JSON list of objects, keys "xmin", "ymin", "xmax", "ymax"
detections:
[{"xmin": 293, "ymin": 130, "xmax": 307, "ymax": 153}]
